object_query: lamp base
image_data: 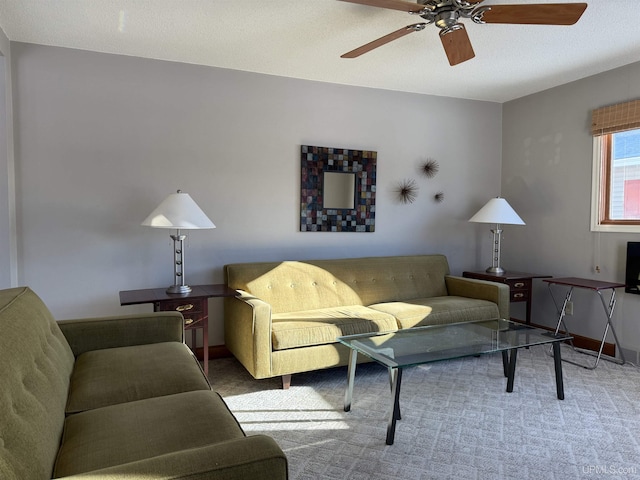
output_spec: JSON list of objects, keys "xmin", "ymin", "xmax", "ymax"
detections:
[
  {"xmin": 166, "ymin": 284, "xmax": 192, "ymax": 295},
  {"xmin": 486, "ymin": 266, "xmax": 505, "ymax": 275}
]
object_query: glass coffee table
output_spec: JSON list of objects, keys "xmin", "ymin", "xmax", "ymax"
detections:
[{"xmin": 338, "ymin": 319, "xmax": 571, "ymax": 445}]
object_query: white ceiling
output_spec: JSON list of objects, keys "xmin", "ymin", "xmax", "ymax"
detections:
[{"xmin": 1, "ymin": 0, "xmax": 639, "ymax": 103}]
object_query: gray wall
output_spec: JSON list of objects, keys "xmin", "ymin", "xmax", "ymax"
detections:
[
  {"xmin": 502, "ymin": 61, "xmax": 640, "ymax": 359},
  {"xmin": 0, "ymin": 57, "xmax": 8, "ymax": 288},
  {"xmin": 0, "ymin": 27, "xmax": 15, "ymax": 289},
  {"xmin": 10, "ymin": 42, "xmax": 502, "ymax": 345}
]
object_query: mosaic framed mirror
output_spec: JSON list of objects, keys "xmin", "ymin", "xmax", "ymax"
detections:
[{"xmin": 300, "ymin": 145, "xmax": 376, "ymax": 232}]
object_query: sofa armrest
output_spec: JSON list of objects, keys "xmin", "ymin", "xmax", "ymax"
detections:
[
  {"xmin": 445, "ymin": 275, "xmax": 510, "ymax": 320},
  {"xmin": 58, "ymin": 312, "xmax": 185, "ymax": 357},
  {"xmin": 224, "ymin": 290, "xmax": 273, "ymax": 379},
  {"xmin": 58, "ymin": 434, "xmax": 288, "ymax": 480}
]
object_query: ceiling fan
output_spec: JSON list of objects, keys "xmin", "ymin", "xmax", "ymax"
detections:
[{"xmin": 339, "ymin": 0, "xmax": 587, "ymax": 66}]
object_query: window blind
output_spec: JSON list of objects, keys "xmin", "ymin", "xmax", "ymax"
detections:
[{"xmin": 591, "ymin": 99, "xmax": 640, "ymax": 136}]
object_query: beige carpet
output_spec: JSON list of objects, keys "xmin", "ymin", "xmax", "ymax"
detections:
[{"xmin": 208, "ymin": 346, "xmax": 640, "ymax": 480}]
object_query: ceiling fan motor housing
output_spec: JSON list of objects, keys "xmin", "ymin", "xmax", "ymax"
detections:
[
  {"xmin": 434, "ymin": 10, "xmax": 460, "ymax": 29},
  {"xmin": 417, "ymin": 0, "xmax": 479, "ymax": 28}
]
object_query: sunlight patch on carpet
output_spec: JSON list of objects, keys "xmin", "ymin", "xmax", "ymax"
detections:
[{"xmin": 224, "ymin": 386, "xmax": 350, "ymax": 432}]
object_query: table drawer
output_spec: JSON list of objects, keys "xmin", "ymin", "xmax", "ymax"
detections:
[
  {"xmin": 154, "ymin": 299, "xmax": 205, "ymax": 327},
  {"xmin": 510, "ymin": 290, "xmax": 529, "ymax": 302},
  {"xmin": 506, "ymin": 279, "xmax": 531, "ymax": 302}
]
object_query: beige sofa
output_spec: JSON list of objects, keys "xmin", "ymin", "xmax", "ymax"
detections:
[
  {"xmin": 224, "ymin": 254, "xmax": 510, "ymax": 388},
  {"xmin": 0, "ymin": 286, "xmax": 288, "ymax": 480}
]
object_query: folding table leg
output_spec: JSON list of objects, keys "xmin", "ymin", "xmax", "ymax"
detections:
[
  {"xmin": 551, "ymin": 285, "xmax": 574, "ymax": 339},
  {"xmin": 548, "ymin": 284, "xmax": 625, "ymax": 369}
]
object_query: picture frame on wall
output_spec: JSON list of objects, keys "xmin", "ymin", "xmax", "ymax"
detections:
[{"xmin": 300, "ymin": 145, "xmax": 376, "ymax": 232}]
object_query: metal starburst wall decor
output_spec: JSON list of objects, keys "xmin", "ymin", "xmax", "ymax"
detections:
[
  {"xmin": 421, "ymin": 158, "xmax": 440, "ymax": 178},
  {"xmin": 396, "ymin": 179, "xmax": 418, "ymax": 204}
]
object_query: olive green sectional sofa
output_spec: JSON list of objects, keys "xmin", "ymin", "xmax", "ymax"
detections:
[
  {"xmin": 0, "ymin": 286, "xmax": 288, "ymax": 480},
  {"xmin": 224, "ymin": 254, "xmax": 510, "ymax": 388}
]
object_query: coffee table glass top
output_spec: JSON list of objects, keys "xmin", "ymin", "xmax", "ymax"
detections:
[{"xmin": 338, "ymin": 319, "xmax": 571, "ymax": 369}]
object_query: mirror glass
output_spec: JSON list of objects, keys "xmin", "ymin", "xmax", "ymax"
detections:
[{"xmin": 323, "ymin": 172, "xmax": 355, "ymax": 209}]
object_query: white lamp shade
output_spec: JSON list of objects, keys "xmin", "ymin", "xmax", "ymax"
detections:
[
  {"xmin": 469, "ymin": 197, "xmax": 525, "ymax": 225},
  {"xmin": 141, "ymin": 191, "xmax": 216, "ymax": 229}
]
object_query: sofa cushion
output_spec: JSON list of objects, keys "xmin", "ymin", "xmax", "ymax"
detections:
[
  {"xmin": 225, "ymin": 255, "xmax": 451, "ymax": 314},
  {"xmin": 369, "ymin": 296, "xmax": 500, "ymax": 329},
  {"xmin": 303, "ymin": 255, "xmax": 451, "ymax": 306},
  {"xmin": 54, "ymin": 390, "xmax": 246, "ymax": 477},
  {"xmin": 0, "ymin": 287, "xmax": 75, "ymax": 480},
  {"xmin": 271, "ymin": 305, "xmax": 398, "ymax": 350},
  {"xmin": 226, "ymin": 261, "xmax": 365, "ymax": 313},
  {"xmin": 66, "ymin": 342, "xmax": 212, "ymax": 414}
]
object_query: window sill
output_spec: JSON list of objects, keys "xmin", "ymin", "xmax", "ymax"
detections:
[{"xmin": 591, "ymin": 223, "xmax": 640, "ymax": 233}]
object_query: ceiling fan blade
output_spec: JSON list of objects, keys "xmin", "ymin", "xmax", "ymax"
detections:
[
  {"xmin": 338, "ymin": 0, "xmax": 428, "ymax": 13},
  {"xmin": 439, "ymin": 25, "xmax": 475, "ymax": 66},
  {"xmin": 479, "ymin": 3, "xmax": 587, "ymax": 25},
  {"xmin": 341, "ymin": 23, "xmax": 426, "ymax": 58}
]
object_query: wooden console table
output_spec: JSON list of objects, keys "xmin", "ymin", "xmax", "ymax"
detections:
[
  {"xmin": 462, "ymin": 271, "xmax": 551, "ymax": 324},
  {"xmin": 543, "ymin": 277, "xmax": 626, "ymax": 369},
  {"xmin": 119, "ymin": 284, "xmax": 237, "ymax": 376}
]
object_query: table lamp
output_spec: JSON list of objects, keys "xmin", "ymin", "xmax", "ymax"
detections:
[
  {"xmin": 469, "ymin": 197, "xmax": 525, "ymax": 274},
  {"xmin": 142, "ymin": 190, "xmax": 215, "ymax": 294}
]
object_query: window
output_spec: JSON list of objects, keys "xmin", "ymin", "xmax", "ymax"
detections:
[
  {"xmin": 591, "ymin": 100, "xmax": 640, "ymax": 232},
  {"xmin": 598, "ymin": 129, "xmax": 640, "ymax": 222}
]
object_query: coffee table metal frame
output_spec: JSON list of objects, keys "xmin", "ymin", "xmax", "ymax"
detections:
[{"xmin": 338, "ymin": 319, "xmax": 571, "ymax": 445}]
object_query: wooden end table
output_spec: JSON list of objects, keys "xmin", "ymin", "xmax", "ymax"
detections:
[
  {"xmin": 119, "ymin": 284, "xmax": 237, "ymax": 375},
  {"xmin": 462, "ymin": 271, "xmax": 551, "ymax": 324}
]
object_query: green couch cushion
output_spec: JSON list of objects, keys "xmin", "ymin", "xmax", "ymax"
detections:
[
  {"xmin": 369, "ymin": 296, "xmax": 500, "ymax": 329},
  {"xmin": 271, "ymin": 305, "xmax": 398, "ymax": 350},
  {"xmin": 54, "ymin": 390, "xmax": 246, "ymax": 477},
  {"xmin": 226, "ymin": 261, "xmax": 365, "ymax": 313},
  {"xmin": 66, "ymin": 342, "xmax": 211, "ymax": 414},
  {"xmin": 0, "ymin": 287, "xmax": 76, "ymax": 480},
  {"xmin": 225, "ymin": 255, "xmax": 451, "ymax": 314}
]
